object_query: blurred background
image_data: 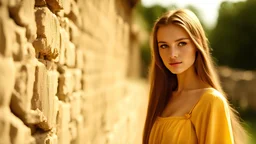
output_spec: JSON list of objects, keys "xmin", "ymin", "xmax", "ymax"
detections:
[
  {"xmin": 0, "ymin": 0, "xmax": 255, "ymax": 144},
  {"xmin": 135, "ymin": 0, "xmax": 256, "ymax": 143}
]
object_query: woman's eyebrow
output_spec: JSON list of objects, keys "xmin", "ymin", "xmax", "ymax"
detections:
[
  {"xmin": 157, "ymin": 41, "xmax": 166, "ymax": 44},
  {"xmin": 175, "ymin": 38, "xmax": 189, "ymax": 42},
  {"xmin": 158, "ymin": 38, "xmax": 189, "ymax": 44}
]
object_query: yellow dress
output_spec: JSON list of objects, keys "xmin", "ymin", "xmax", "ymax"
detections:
[{"xmin": 149, "ymin": 88, "xmax": 234, "ymax": 144}]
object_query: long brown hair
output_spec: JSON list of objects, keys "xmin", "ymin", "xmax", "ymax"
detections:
[{"xmin": 143, "ymin": 9, "xmax": 248, "ymax": 144}]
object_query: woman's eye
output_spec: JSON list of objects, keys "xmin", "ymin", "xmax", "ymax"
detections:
[
  {"xmin": 159, "ymin": 44, "xmax": 168, "ymax": 49},
  {"xmin": 178, "ymin": 42, "xmax": 187, "ymax": 47}
]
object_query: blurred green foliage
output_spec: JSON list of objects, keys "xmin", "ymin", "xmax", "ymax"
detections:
[
  {"xmin": 239, "ymin": 108, "xmax": 256, "ymax": 144},
  {"xmin": 135, "ymin": 3, "xmax": 168, "ymax": 32},
  {"xmin": 209, "ymin": 0, "xmax": 256, "ymax": 70}
]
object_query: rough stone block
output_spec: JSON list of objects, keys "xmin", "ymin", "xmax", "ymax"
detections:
[
  {"xmin": 12, "ymin": 26, "xmax": 27, "ymax": 61},
  {"xmin": 0, "ymin": 109, "xmax": 11, "ymax": 144},
  {"xmin": 0, "ymin": 56, "xmax": 16, "ymax": 107},
  {"xmin": 57, "ymin": 101, "xmax": 71, "ymax": 144},
  {"xmin": 59, "ymin": 17, "xmax": 69, "ymax": 33},
  {"xmin": 45, "ymin": 0, "xmax": 63, "ymax": 12},
  {"xmin": 9, "ymin": 0, "xmax": 36, "ymax": 42},
  {"xmin": 39, "ymin": 59, "xmax": 57, "ymax": 70},
  {"xmin": 34, "ymin": 7, "xmax": 60, "ymax": 61},
  {"xmin": 72, "ymin": 115, "xmax": 84, "ymax": 144},
  {"xmin": 38, "ymin": 73, "xmax": 59, "ymax": 130},
  {"xmin": 34, "ymin": 130, "xmax": 58, "ymax": 144},
  {"xmin": 35, "ymin": 0, "xmax": 47, "ymax": 6},
  {"xmin": 62, "ymin": 0, "xmax": 71, "ymax": 14},
  {"xmin": 59, "ymin": 28, "xmax": 69, "ymax": 65},
  {"xmin": 10, "ymin": 62, "xmax": 35, "ymax": 120},
  {"xmin": 72, "ymin": 69, "xmax": 82, "ymax": 91},
  {"xmin": 26, "ymin": 42, "xmax": 37, "ymax": 60},
  {"xmin": 66, "ymin": 42, "xmax": 76, "ymax": 67},
  {"xmin": 57, "ymin": 68, "xmax": 74, "ymax": 101},
  {"xmin": 69, "ymin": 91, "xmax": 81, "ymax": 120},
  {"xmin": 68, "ymin": 20, "xmax": 80, "ymax": 45},
  {"xmin": 69, "ymin": 120, "xmax": 77, "ymax": 141},
  {"xmin": 67, "ymin": 0, "xmax": 82, "ymax": 28},
  {"xmin": 23, "ymin": 109, "xmax": 47, "ymax": 125},
  {"xmin": 75, "ymin": 48, "xmax": 84, "ymax": 69},
  {"xmin": 0, "ymin": 7, "xmax": 17, "ymax": 57},
  {"xmin": 9, "ymin": 112, "xmax": 35, "ymax": 144},
  {"xmin": 32, "ymin": 61, "xmax": 59, "ymax": 130},
  {"xmin": 0, "ymin": 0, "xmax": 19, "ymax": 6}
]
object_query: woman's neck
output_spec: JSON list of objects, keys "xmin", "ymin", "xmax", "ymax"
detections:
[{"xmin": 176, "ymin": 66, "xmax": 207, "ymax": 92}]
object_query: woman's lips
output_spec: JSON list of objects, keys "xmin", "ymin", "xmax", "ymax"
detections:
[{"xmin": 169, "ymin": 62, "xmax": 182, "ymax": 66}]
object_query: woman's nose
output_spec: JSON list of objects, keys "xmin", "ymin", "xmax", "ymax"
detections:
[{"xmin": 168, "ymin": 46, "xmax": 178, "ymax": 59}]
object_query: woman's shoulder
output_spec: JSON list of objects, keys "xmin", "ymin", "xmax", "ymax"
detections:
[
  {"xmin": 191, "ymin": 87, "xmax": 231, "ymax": 123},
  {"xmin": 193, "ymin": 88, "xmax": 229, "ymax": 112},
  {"xmin": 200, "ymin": 88, "xmax": 227, "ymax": 104}
]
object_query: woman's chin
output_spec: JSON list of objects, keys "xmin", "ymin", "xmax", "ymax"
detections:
[{"xmin": 169, "ymin": 69, "xmax": 184, "ymax": 74}]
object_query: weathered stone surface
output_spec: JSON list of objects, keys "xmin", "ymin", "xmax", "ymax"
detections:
[
  {"xmin": 59, "ymin": 28, "xmax": 69, "ymax": 65},
  {"xmin": 34, "ymin": 7, "xmax": 60, "ymax": 61},
  {"xmin": 45, "ymin": 0, "xmax": 63, "ymax": 12},
  {"xmin": 0, "ymin": 53, "xmax": 16, "ymax": 144},
  {"xmin": 12, "ymin": 26, "xmax": 27, "ymax": 61},
  {"xmin": 62, "ymin": 0, "xmax": 71, "ymax": 14},
  {"xmin": 69, "ymin": 120, "xmax": 77, "ymax": 141},
  {"xmin": 35, "ymin": 0, "xmax": 47, "ymax": 6},
  {"xmin": 0, "ymin": 7, "xmax": 17, "ymax": 57},
  {"xmin": 73, "ymin": 115, "xmax": 84, "ymax": 144},
  {"xmin": 72, "ymin": 69, "xmax": 82, "ymax": 91},
  {"xmin": 69, "ymin": 91, "xmax": 81, "ymax": 120},
  {"xmin": 0, "ymin": 1, "xmax": 148, "ymax": 144},
  {"xmin": 39, "ymin": 59, "xmax": 57, "ymax": 70},
  {"xmin": 31, "ymin": 61, "xmax": 47, "ymax": 112},
  {"xmin": 10, "ymin": 62, "xmax": 35, "ymax": 121},
  {"xmin": 0, "ymin": 57, "xmax": 16, "ymax": 107},
  {"xmin": 66, "ymin": 42, "xmax": 76, "ymax": 67},
  {"xmin": 75, "ymin": 48, "xmax": 84, "ymax": 69},
  {"xmin": 33, "ymin": 38, "xmax": 46, "ymax": 58},
  {"xmin": 12, "ymin": 27, "xmax": 37, "ymax": 61},
  {"xmin": 32, "ymin": 61, "xmax": 59, "ymax": 130},
  {"xmin": 57, "ymin": 68, "xmax": 74, "ymax": 101},
  {"xmin": 9, "ymin": 113, "xmax": 35, "ymax": 144},
  {"xmin": 34, "ymin": 130, "xmax": 58, "ymax": 144},
  {"xmin": 59, "ymin": 17, "xmax": 69, "ymax": 32},
  {"xmin": 57, "ymin": 101, "xmax": 71, "ymax": 144},
  {"xmin": 0, "ymin": 0, "xmax": 20, "ymax": 6},
  {"xmin": 9, "ymin": 0, "xmax": 36, "ymax": 42},
  {"xmin": 23, "ymin": 109, "xmax": 47, "ymax": 125},
  {"xmin": 26, "ymin": 42, "xmax": 36, "ymax": 60},
  {"xmin": 67, "ymin": 0, "xmax": 81, "ymax": 28},
  {"xmin": 0, "ymin": 109, "xmax": 11, "ymax": 144},
  {"xmin": 68, "ymin": 20, "xmax": 80, "ymax": 45}
]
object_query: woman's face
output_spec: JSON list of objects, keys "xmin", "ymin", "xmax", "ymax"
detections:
[{"xmin": 157, "ymin": 24, "xmax": 197, "ymax": 74}]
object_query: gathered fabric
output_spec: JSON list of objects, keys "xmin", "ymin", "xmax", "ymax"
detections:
[{"xmin": 149, "ymin": 88, "xmax": 234, "ymax": 144}]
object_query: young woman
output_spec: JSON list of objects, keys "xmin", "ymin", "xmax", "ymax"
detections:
[{"xmin": 143, "ymin": 9, "xmax": 248, "ymax": 144}]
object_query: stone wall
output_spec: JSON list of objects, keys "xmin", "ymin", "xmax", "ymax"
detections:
[
  {"xmin": 0, "ymin": 0, "xmax": 148, "ymax": 144},
  {"xmin": 218, "ymin": 66, "xmax": 256, "ymax": 111}
]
